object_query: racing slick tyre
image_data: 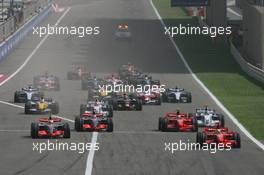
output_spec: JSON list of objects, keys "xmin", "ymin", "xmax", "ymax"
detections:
[
  {"xmin": 161, "ymin": 118, "xmax": 169, "ymax": 132},
  {"xmin": 196, "ymin": 132, "xmax": 205, "ymax": 145},
  {"xmin": 136, "ymin": 100, "xmax": 142, "ymax": 111},
  {"xmin": 219, "ymin": 114, "xmax": 225, "ymax": 127},
  {"xmin": 112, "ymin": 100, "xmax": 118, "ymax": 110},
  {"xmin": 14, "ymin": 92, "xmax": 22, "ymax": 103},
  {"xmin": 106, "ymin": 118, "xmax": 113, "ymax": 132},
  {"xmin": 75, "ymin": 116, "xmax": 83, "ymax": 132},
  {"xmin": 156, "ymin": 97, "xmax": 162, "ymax": 105},
  {"xmin": 51, "ymin": 102, "xmax": 59, "ymax": 114},
  {"xmin": 25, "ymin": 102, "xmax": 31, "ymax": 114},
  {"xmin": 192, "ymin": 117, "xmax": 198, "ymax": 132},
  {"xmin": 158, "ymin": 117, "xmax": 163, "ymax": 131},
  {"xmin": 108, "ymin": 108, "xmax": 114, "ymax": 118},
  {"xmin": 161, "ymin": 93, "xmax": 168, "ymax": 102},
  {"xmin": 187, "ymin": 93, "xmax": 192, "ymax": 103},
  {"xmin": 234, "ymin": 133, "xmax": 241, "ymax": 148},
  {"xmin": 31, "ymin": 122, "xmax": 39, "ymax": 139},
  {"xmin": 63, "ymin": 123, "xmax": 71, "ymax": 138}
]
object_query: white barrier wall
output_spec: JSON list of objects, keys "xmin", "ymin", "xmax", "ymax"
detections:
[
  {"xmin": 230, "ymin": 41, "xmax": 264, "ymax": 83},
  {"xmin": 0, "ymin": 4, "xmax": 51, "ymax": 62},
  {"xmin": 197, "ymin": 16, "xmax": 264, "ymax": 83}
]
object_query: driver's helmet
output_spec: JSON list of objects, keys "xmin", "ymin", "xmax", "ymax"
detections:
[
  {"xmin": 94, "ymin": 99, "xmax": 99, "ymax": 105},
  {"xmin": 48, "ymin": 116, "xmax": 53, "ymax": 123},
  {"xmin": 40, "ymin": 96, "xmax": 45, "ymax": 102},
  {"xmin": 123, "ymin": 93, "xmax": 128, "ymax": 99},
  {"xmin": 176, "ymin": 109, "xmax": 180, "ymax": 115},
  {"xmin": 28, "ymin": 85, "xmax": 34, "ymax": 90},
  {"xmin": 204, "ymin": 105, "xmax": 209, "ymax": 111}
]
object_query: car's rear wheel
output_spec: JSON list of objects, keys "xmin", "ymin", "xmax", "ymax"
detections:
[
  {"xmin": 219, "ymin": 114, "xmax": 225, "ymax": 127},
  {"xmin": 31, "ymin": 122, "xmax": 39, "ymax": 139},
  {"xmin": 158, "ymin": 117, "xmax": 163, "ymax": 131},
  {"xmin": 161, "ymin": 93, "xmax": 167, "ymax": 102},
  {"xmin": 136, "ymin": 100, "xmax": 142, "ymax": 111},
  {"xmin": 196, "ymin": 132, "xmax": 203, "ymax": 145},
  {"xmin": 234, "ymin": 133, "xmax": 241, "ymax": 148},
  {"xmin": 112, "ymin": 100, "xmax": 118, "ymax": 110},
  {"xmin": 192, "ymin": 117, "xmax": 198, "ymax": 132},
  {"xmin": 25, "ymin": 102, "xmax": 31, "ymax": 114},
  {"xmin": 107, "ymin": 118, "xmax": 113, "ymax": 132},
  {"xmin": 75, "ymin": 116, "xmax": 83, "ymax": 132},
  {"xmin": 156, "ymin": 97, "xmax": 161, "ymax": 105},
  {"xmin": 161, "ymin": 118, "xmax": 168, "ymax": 132},
  {"xmin": 63, "ymin": 123, "xmax": 71, "ymax": 138},
  {"xmin": 14, "ymin": 92, "xmax": 19, "ymax": 103}
]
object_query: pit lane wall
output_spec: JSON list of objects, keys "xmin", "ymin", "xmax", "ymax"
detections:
[
  {"xmin": 197, "ymin": 16, "xmax": 264, "ymax": 84},
  {"xmin": 0, "ymin": 4, "xmax": 52, "ymax": 62},
  {"xmin": 230, "ymin": 42, "xmax": 264, "ymax": 83}
]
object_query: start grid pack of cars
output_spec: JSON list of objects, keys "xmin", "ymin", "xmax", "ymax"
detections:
[{"xmin": 14, "ymin": 63, "xmax": 240, "ymax": 148}]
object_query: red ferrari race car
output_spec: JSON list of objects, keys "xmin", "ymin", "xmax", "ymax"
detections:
[
  {"xmin": 196, "ymin": 127, "xmax": 241, "ymax": 148},
  {"xmin": 33, "ymin": 72, "xmax": 60, "ymax": 91},
  {"xmin": 138, "ymin": 91, "xmax": 161, "ymax": 105},
  {"xmin": 158, "ymin": 111, "xmax": 198, "ymax": 132},
  {"xmin": 75, "ymin": 111, "xmax": 113, "ymax": 132},
  {"xmin": 31, "ymin": 116, "xmax": 70, "ymax": 139},
  {"xmin": 67, "ymin": 66, "xmax": 91, "ymax": 80}
]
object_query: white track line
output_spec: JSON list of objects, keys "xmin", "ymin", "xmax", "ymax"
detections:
[
  {"xmin": 0, "ymin": 100, "xmax": 74, "ymax": 122},
  {"xmin": 85, "ymin": 132, "xmax": 98, "ymax": 175},
  {"xmin": 0, "ymin": 6, "xmax": 98, "ymax": 174},
  {"xmin": 0, "ymin": 100, "xmax": 24, "ymax": 108},
  {"xmin": 150, "ymin": 0, "xmax": 264, "ymax": 151}
]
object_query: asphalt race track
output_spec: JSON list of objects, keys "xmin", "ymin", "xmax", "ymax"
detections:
[{"xmin": 0, "ymin": 0, "xmax": 263, "ymax": 175}]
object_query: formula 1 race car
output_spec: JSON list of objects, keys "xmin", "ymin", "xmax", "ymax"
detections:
[
  {"xmin": 80, "ymin": 101, "xmax": 113, "ymax": 118},
  {"xmin": 33, "ymin": 73, "xmax": 60, "ymax": 91},
  {"xmin": 81, "ymin": 77, "xmax": 105, "ymax": 90},
  {"xmin": 31, "ymin": 116, "xmax": 70, "ymax": 138},
  {"xmin": 115, "ymin": 24, "xmax": 131, "ymax": 40},
  {"xmin": 194, "ymin": 106, "xmax": 225, "ymax": 127},
  {"xmin": 14, "ymin": 85, "xmax": 44, "ymax": 103},
  {"xmin": 25, "ymin": 97, "xmax": 59, "ymax": 114},
  {"xmin": 112, "ymin": 93, "xmax": 142, "ymax": 111},
  {"xmin": 138, "ymin": 91, "xmax": 161, "ymax": 105},
  {"xmin": 196, "ymin": 127, "xmax": 241, "ymax": 148},
  {"xmin": 118, "ymin": 63, "xmax": 142, "ymax": 81},
  {"xmin": 158, "ymin": 112, "xmax": 198, "ymax": 132},
  {"xmin": 75, "ymin": 112, "xmax": 113, "ymax": 132},
  {"xmin": 67, "ymin": 66, "xmax": 91, "ymax": 80},
  {"xmin": 162, "ymin": 87, "xmax": 192, "ymax": 103}
]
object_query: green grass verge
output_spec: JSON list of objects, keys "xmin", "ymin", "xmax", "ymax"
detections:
[{"xmin": 153, "ymin": 0, "xmax": 264, "ymax": 140}]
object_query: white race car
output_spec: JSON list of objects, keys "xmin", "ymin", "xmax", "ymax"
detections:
[{"xmin": 194, "ymin": 106, "xmax": 225, "ymax": 127}]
